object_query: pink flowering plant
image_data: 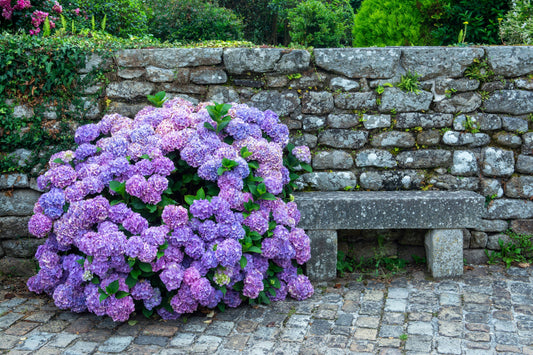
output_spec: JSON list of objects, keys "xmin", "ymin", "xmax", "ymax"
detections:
[
  {"xmin": 0, "ymin": 0, "xmax": 65, "ymax": 35},
  {"xmin": 27, "ymin": 97, "xmax": 314, "ymax": 322}
]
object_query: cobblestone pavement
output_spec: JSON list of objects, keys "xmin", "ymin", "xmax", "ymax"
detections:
[{"xmin": 1, "ymin": 265, "xmax": 533, "ymax": 354}]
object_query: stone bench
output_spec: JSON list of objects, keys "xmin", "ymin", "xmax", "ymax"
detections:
[{"xmin": 293, "ymin": 191, "xmax": 484, "ymax": 281}]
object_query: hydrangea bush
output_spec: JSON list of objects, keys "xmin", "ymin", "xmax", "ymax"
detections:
[{"xmin": 27, "ymin": 98, "xmax": 314, "ymax": 322}]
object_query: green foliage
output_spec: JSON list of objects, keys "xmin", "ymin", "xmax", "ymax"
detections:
[
  {"xmin": 336, "ymin": 236, "xmax": 410, "ymax": 279},
  {"xmin": 145, "ymin": 0, "xmax": 244, "ymax": 43},
  {"xmin": 397, "ymin": 71, "xmax": 421, "ymax": 93},
  {"xmin": 499, "ymin": 0, "xmax": 533, "ymax": 45},
  {"xmin": 428, "ymin": 0, "xmax": 511, "ymax": 45},
  {"xmin": 219, "ymin": 0, "xmax": 279, "ymax": 44},
  {"xmin": 352, "ymin": 0, "xmax": 433, "ymax": 47},
  {"xmin": 68, "ymin": 0, "xmax": 149, "ymax": 38},
  {"xmin": 147, "ymin": 91, "xmax": 168, "ymax": 108},
  {"xmin": 288, "ymin": 0, "xmax": 354, "ymax": 48},
  {"xmin": 464, "ymin": 58, "xmax": 494, "ymax": 82},
  {"xmin": 0, "ymin": 32, "xmax": 112, "ymax": 174},
  {"xmin": 485, "ymin": 230, "xmax": 533, "ymax": 268}
]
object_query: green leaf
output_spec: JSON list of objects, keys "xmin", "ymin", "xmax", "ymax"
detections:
[
  {"xmin": 91, "ymin": 277, "xmax": 100, "ymax": 285},
  {"xmin": 204, "ymin": 122, "xmax": 215, "ymax": 131},
  {"xmin": 106, "ymin": 280, "xmax": 120, "ymax": 295},
  {"xmin": 115, "ymin": 291, "xmax": 130, "ymax": 299},
  {"xmin": 300, "ymin": 162, "xmax": 312, "ymax": 172},
  {"xmin": 240, "ymin": 256, "xmax": 248, "ymax": 269},
  {"xmin": 99, "ymin": 293, "xmax": 109, "ymax": 302},
  {"xmin": 76, "ymin": 258, "xmax": 84, "ymax": 266},
  {"xmin": 142, "ymin": 308, "xmax": 153, "ymax": 318},
  {"xmin": 219, "ymin": 285, "xmax": 227, "ymax": 296},
  {"xmin": 240, "ymin": 146, "xmax": 252, "ymax": 158},
  {"xmin": 248, "ymin": 161, "xmax": 259, "ymax": 170},
  {"xmin": 286, "ymin": 143, "xmax": 295, "ymax": 153},
  {"xmin": 125, "ymin": 275, "xmax": 137, "ymax": 288},
  {"xmin": 244, "ymin": 201, "xmax": 260, "ymax": 212},
  {"xmin": 139, "ymin": 262, "xmax": 152, "ymax": 273},
  {"xmin": 217, "ymin": 166, "xmax": 227, "ymax": 176},
  {"xmin": 259, "ymin": 193, "xmax": 277, "ymax": 201},
  {"xmin": 131, "ymin": 268, "xmax": 141, "ymax": 280},
  {"xmin": 249, "ymin": 231, "xmax": 262, "ymax": 241},
  {"xmin": 197, "ymin": 188, "xmax": 205, "ymax": 199},
  {"xmin": 157, "ymin": 250, "xmax": 165, "ymax": 259},
  {"xmin": 109, "ymin": 180, "xmax": 126, "ymax": 194},
  {"xmin": 217, "ymin": 118, "xmax": 231, "ymax": 133},
  {"xmin": 257, "ymin": 183, "xmax": 267, "ymax": 195},
  {"xmin": 53, "ymin": 158, "xmax": 65, "ymax": 164},
  {"xmin": 146, "ymin": 204, "xmax": 157, "ymax": 213},
  {"xmin": 246, "ymin": 246, "xmax": 262, "ymax": 254},
  {"xmin": 267, "ymin": 288, "xmax": 276, "ymax": 296},
  {"xmin": 128, "ymin": 320, "xmax": 138, "ymax": 326},
  {"xmin": 184, "ymin": 195, "xmax": 195, "ymax": 205}
]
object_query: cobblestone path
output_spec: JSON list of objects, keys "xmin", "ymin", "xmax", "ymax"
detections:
[{"xmin": 1, "ymin": 265, "xmax": 532, "ymax": 354}]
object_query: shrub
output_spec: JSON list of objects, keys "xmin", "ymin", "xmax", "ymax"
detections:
[
  {"xmin": 66, "ymin": 0, "xmax": 149, "ymax": 38},
  {"xmin": 500, "ymin": 0, "xmax": 533, "ymax": 45},
  {"xmin": 145, "ymin": 0, "xmax": 244, "ymax": 43},
  {"xmin": 288, "ymin": 0, "xmax": 354, "ymax": 47},
  {"xmin": 0, "ymin": 0, "xmax": 65, "ymax": 35},
  {"xmin": 352, "ymin": 0, "xmax": 433, "ymax": 47},
  {"xmin": 27, "ymin": 98, "xmax": 314, "ymax": 321},
  {"xmin": 429, "ymin": 0, "xmax": 511, "ymax": 45}
]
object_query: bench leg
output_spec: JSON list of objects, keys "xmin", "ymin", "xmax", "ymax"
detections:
[
  {"xmin": 425, "ymin": 229, "xmax": 464, "ymax": 278},
  {"xmin": 306, "ymin": 230, "xmax": 338, "ymax": 281}
]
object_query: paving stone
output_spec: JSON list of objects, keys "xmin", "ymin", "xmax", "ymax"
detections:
[
  {"xmin": 335, "ymin": 314, "xmax": 353, "ymax": 326},
  {"xmin": 0, "ymin": 333, "xmax": 21, "ymax": 350},
  {"xmin": 466, "ymin": 331, "xmax": 491, "ymax": 342},
  {"xmin": 353, "ymin": 328, "xmax": 378, "ymax": 340},
  {"xmin": 5, "ymin": 321, "xmax": 39, "ymax": 335},
  {"xmin": 384, "ymin": 299, "xmax": 407, "ymax": 312},
  {"xmin": 97, "ymin": 336, "xmax": 134, "ymax": 353},
  {"xmin": 408, "ymin": 321, "xmax": 433, "ymax": 335},
  {"xmin": 47, "ymin": 333, "xmax": 79, "ymax": 348},
  {"xmin": 349, "ymin": 340, "xmax": 375, "ymax": 353},
  {"xmin": 134, "ymin": 335, "xmax": 169, "ymax": 347},
  {"xmin": 0, "ymin": 312, "xmax": 24, "ymax": 329},
  {"xmin": 379, "ymin": 325, "xmax": 404, "ymax": 338},
  {"xmin": 404, "ymin": 334, "xmax": 432, "ymax": 352},
  {"xmin": 16, "ymin": 332, "xmax": 54, "ymax": 351},
  {"xmin": 222, "ymin": 334, "xmax": 249, "ymax": 351},
  {"xmin": 356, "ymin": 316, "xmax": 380, "ymax": 328},
  {"xmin": 190, "ymin": 335, "xmax": 222, "ymax": 353},
  {"xmin": 436, "ymin": 336, "xmax": 462, "ymax": 354},
  {"xmin": 64, "ymin": 341, "xmax": 98, "ymax": 355}
]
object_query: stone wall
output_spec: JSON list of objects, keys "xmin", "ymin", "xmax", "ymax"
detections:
[{"xmin": 1, "ymin": 46, "xmax": 533, "ymax": 274}]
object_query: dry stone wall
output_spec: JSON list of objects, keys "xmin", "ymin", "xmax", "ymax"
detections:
[{"xmin": 1, "ymin": 46, "xmax": 533, "ymax": 273}]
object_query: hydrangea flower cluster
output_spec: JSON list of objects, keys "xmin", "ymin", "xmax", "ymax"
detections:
[
  {"xmin": 28, "ymin": 98, "xmax": 314, "ymax": 322},
  {"xmin": 1, "ymin": 0, "xmax": 66, "ymax": 35}
]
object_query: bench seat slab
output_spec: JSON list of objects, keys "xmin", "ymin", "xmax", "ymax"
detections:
[{"xmin": 294, "ymin": 191, "xmax": 483, "ymax": 230}]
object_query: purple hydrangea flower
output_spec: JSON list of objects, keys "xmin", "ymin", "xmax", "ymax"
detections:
[
  {"xmin": 144, "ymin": 287, "xmax": 162, "ymax": 310},
  {"xmin": 189, "ymin": 199, "xmax": 212, "ymax": 220},
  {"xmin": 122, "ymin": 212, "xmax": 148, "ymax": 235},
  {"xmin": 28, "ymin": 213, "xmax": 53, "ymax": 238},
  {"xmin": 160, "ymin": 262, "xmax": 184, "ymax": 291},
  {"xmin": 162, "ymin": 205, "xmax": 189, "ymax": 230},
  {"xmin": 215, "ymin": 239, "xmax": 242, "ymax": 268},
  {"xmin": 106, "ymin": 295, "xmax": 135, "ymax": 322},
  {"xmin": 38, "ymin": 188, "xmax": 65, "ymax": 220},
  {"xmin": 75, "ymin": 123, "xmax": 100, "ymax": 144},
  {"xmin": 292, "ymin": 145, "xmax": 311, "ymax": 164},
  {"xmin": 288, "ymin": 274, "xmax": 314, "ymax": 301},
  {"xmin": 243, "ymin": 268, "xmax": 264, "ymax": 299}
]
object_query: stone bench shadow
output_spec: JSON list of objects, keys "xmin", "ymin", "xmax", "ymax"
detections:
[{"xmin": 294, "ymin": 191, "xmax": 484, "ymax": 281}]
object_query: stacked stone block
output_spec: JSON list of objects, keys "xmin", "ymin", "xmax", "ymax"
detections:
[{"xmin": 2, "ymin": 46, "xmax": 533, "ymax": 273}]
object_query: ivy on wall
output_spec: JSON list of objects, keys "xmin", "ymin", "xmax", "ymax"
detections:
[{"xmin": 0, "ymin": 33, "xmax": 112, "ymax": 175}]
